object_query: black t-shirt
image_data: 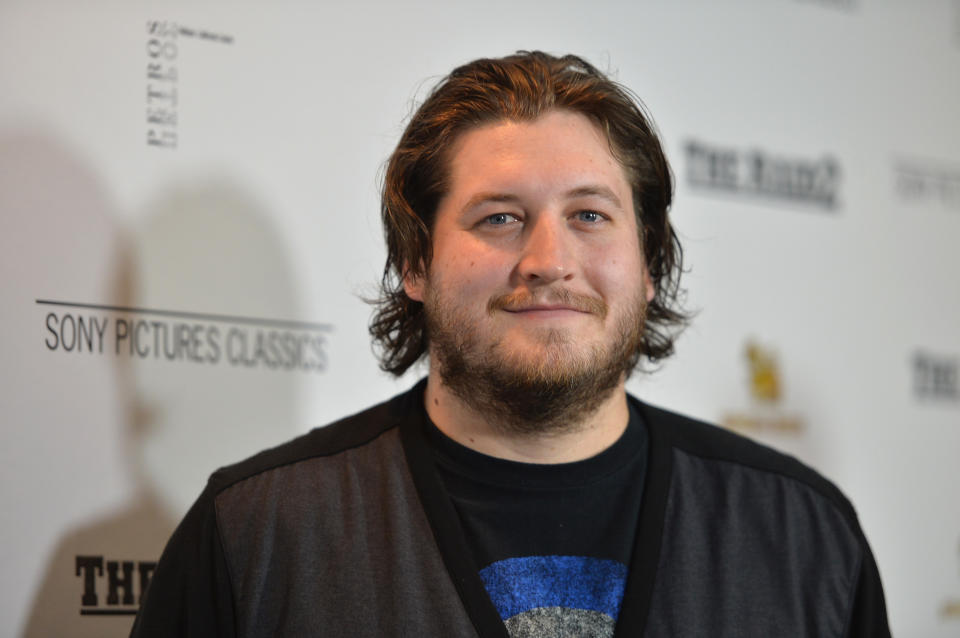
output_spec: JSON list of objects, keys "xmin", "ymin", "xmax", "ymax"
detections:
[{"xmin": 427, "ymin": 405, "xmax": 648, "ymax": 636}]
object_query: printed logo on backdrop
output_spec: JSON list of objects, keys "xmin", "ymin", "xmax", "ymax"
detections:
[
  {"xmin": 913, "ymin": 350, "xmax": 958, "ymax": 403},
  {"xmin": 39, "ymin": 300, "xmax": 330, "ymax": 372},
  {"xmin": 146, "ymin": 20, "xmax": 234, "ymax": 150},
  {"xmin": 894, "ymin": 156, "xmax": 960, "ymax": 212},
  {"xmin": 722, "ymin": 339, "xmax": 805, "ymax": 435},
  {"xmin": 75, "ymin": 556, "xmax": 156, "ymax": 616},
  {"xmin": 685, "ymin": 139, "xmax": 841, "ymax": 210}
]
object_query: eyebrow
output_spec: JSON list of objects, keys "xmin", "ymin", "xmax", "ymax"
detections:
[
  {"xmin": 460, "ymin": 184, "xmax": 624, "ymax": 214},
  {"xmin": 461, "ymin": 192, "xmax": 522, "ymax": 213},
  {"xmin": 564, "ymin": 185, "xmax": 623, "ymax": 209}
]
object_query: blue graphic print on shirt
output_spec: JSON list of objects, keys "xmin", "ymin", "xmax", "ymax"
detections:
[{"xmin": 479, "ymin": 555, "xmax": 628, "ymax": 621}]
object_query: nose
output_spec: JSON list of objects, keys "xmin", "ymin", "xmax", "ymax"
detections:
[{"xmin": 515, "ymin": 216, "xmax": 575, "ymax": 284}]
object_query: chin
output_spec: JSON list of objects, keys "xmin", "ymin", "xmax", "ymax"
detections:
[{"xmin": 493, "ymin": 344, "xmax": 605, "ymax": 384}]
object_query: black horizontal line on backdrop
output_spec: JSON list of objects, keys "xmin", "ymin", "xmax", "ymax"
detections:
[
  {"xmin": 684, "ymin": 184, "xmax": 838, "ymax": 211},
  {"xmin": 35, "ymin": 300, "xmax": 332, "ymax": 332},
  {"xmin": 79, "ymin": 609, "xmax": 138, "ymax": 616}
]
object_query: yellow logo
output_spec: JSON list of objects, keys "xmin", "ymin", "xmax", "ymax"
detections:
[
  {"xmin": 747, "ymin": 342, "xmax": 781, "ymax": 403},
  {"xmin": 722, "ymin": 339, "xmax": 803, "ymax": 435}
]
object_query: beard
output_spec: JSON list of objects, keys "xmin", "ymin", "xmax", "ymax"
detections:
[{"xmin": 424, "ymin": 286, "xmax": 646, "ymax": 436}]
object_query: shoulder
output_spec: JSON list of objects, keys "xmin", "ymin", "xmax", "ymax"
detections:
[
  {"xmin": 632, "ymin": 397, "xmax": 858, "ymax": 525},
  {"xmin": 629, "ymin": 400, "xmax": 890, "ymax": 634},
  {"xmin": 206, "ymin": 383, "xmax": 422, "ymax": 497}
]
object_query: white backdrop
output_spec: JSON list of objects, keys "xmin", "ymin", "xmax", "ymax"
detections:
[{"xmin": 2, "ymin": 1, "xmax": 959, "ymax": 636}]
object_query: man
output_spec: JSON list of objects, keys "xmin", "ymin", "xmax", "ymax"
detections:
[{"xmin": 132, "ymin": 52, "xmax": 890, "ymax": 637}]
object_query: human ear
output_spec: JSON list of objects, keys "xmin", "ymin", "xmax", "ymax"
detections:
[
  {"xmin": 643, "ymin": 267, "xmax": 655, "ymax": 303},
  {"xmin": 403, "ymin": 264, "xmax": 425, "ymax": 302}
]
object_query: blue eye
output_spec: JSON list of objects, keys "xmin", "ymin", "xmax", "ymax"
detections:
[
  {"xmin": 486, "ymin": 213, "xmax": 515, "ymax": 225},
  {"xmin": 578, "ymin": 210, "xmax": 602, "ymax": 223}
]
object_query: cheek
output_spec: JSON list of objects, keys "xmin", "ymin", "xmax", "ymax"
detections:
[
  {"xmin": 430, "ymin": 247, "xmax": 504, "ymax": 302},
  {"xmin": 588, "ymin": 243, "xmax": 647, "ymax": 299}
]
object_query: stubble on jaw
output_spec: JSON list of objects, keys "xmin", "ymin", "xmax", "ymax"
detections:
[{"xmin": 424, "ymin": 287, "xmax": 646, "ymax": 437}]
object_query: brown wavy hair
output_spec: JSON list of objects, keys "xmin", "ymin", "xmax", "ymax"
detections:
[{"xmin": 370, "ymin": 51, "xmax": 687, "ymax": 376}]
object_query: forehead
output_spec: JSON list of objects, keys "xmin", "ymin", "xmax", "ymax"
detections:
[{"xmin": 442, "ymin": 109, "xmax": 632, "ymax": 204}]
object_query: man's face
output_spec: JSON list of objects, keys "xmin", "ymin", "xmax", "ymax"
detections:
[{"xmin": 405, "ymin": 109, "xmax": 654, "ymax": 430}]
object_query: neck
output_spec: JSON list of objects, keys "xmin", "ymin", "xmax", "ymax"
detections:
[{"xmin": 423, "ymin": 370, "xmax": 630, "ymax": 464}]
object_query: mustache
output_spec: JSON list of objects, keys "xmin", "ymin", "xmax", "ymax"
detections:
[{"xmin": 487, "ymin": 289, "xmax": 608, "ymax": 319}]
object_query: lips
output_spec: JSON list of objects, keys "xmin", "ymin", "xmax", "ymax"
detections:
[
  {"xmin": 505, "ymin": 304, "xmax": 587, "ymax": 313},
  {"xmin": 487, "ymin": 291, "xmax": 608, "ymax": 319}
]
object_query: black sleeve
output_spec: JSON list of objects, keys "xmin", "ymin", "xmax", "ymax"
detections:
[
  {"xmin": 845, "ymin": 535, "xmax": 892, "ymax": 638},
  {"xmin": 130, "ymin": 481, "xmax": 237, "ymax": 637}
]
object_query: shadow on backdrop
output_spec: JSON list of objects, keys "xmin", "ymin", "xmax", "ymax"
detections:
[{"xmin": 17, "ymin": 138, "xmax": 302, "ymax": 637}]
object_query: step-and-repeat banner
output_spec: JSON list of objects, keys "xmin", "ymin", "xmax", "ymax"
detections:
[{"xmin": 2, "ymin": 2, "xmax": 958, "ymax": 636}]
